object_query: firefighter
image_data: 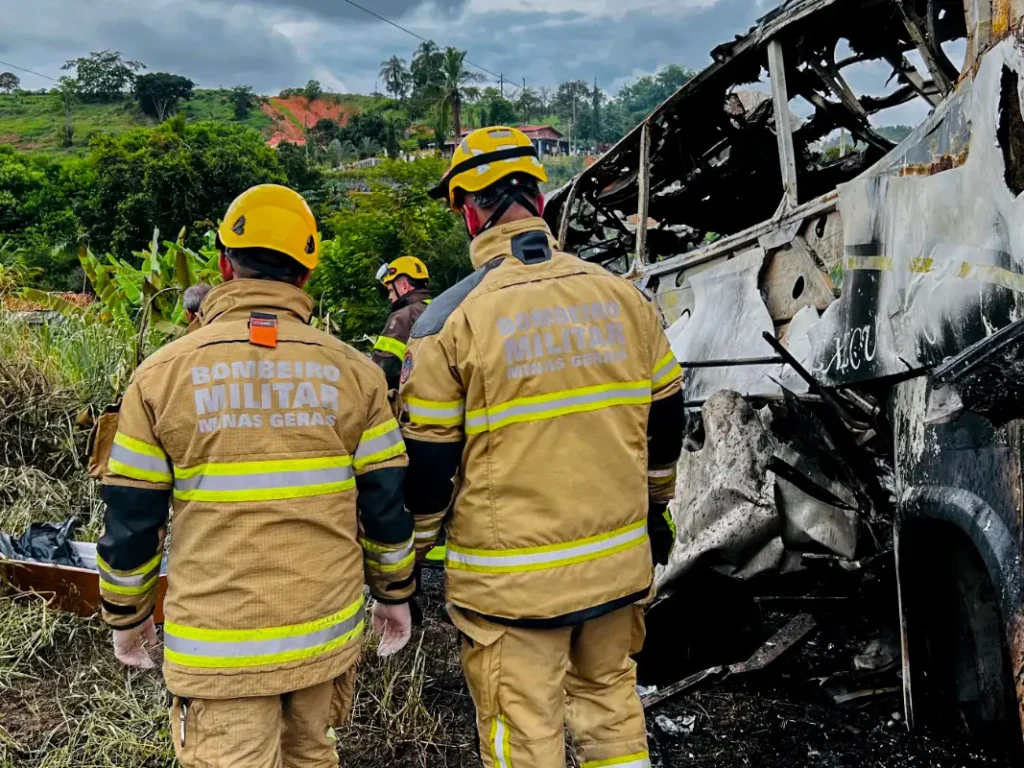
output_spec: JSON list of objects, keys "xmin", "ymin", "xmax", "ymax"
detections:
[
  {"xmin": 400, "ymin": 126, "xmax": 685, "ymax": 768},
  {"xmin": 97, "ymin": 184, "xmax": 416, "ymax": 768},
  {"xmin": 371, "ymin": 256, "xmax": 432, "ymax": 392}
]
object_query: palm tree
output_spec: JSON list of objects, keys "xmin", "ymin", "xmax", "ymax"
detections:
[
  {"xmin": 379, "ymin": 55, "xmax": 410, "ymax": 101},
  {"xmin": 358, "ymin": 136, "xmax": 380, "ymax": 160},
  {"xmin": 411, "ymin": 40, "xmax": 443, "ymax": 97},
  {"xmin": 437, "ymin": 47, "xmax": 484, "ymax": 142}
]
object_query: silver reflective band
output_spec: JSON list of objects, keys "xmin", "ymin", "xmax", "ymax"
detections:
[
  {"xmin": 447, "ymin": 524, "xmax": 647, "ymax": 569},
  {"xmin": 174, "ymin": 465, "xmax": 353, "ymax": 493},
  {"xmin": 98, "ymin": 561, "xmax": 160, "ymax": 589},
  {"xmin": 354, "ymin": 427, "xmax": 404, "ymax": 466},
  {"xmin": 416, "ymin": 528, "xmax": 441, "ymax": 540},
  {"xmin": 647, "ymin": 468, "xmax": 676, "ymax": 478},
  {"xmin": 653, "ymin": 358, "xmax": 679, "ymax": 384},
  {"xmin": 406, "ymin": 401, "xmax": 465, "ymax": 420},
  {"xmin": 110, "ymin": 443, "xmax": 172, "ymax": 476},
  {"xmin": 465, "ymin": 385, "xmax": 652, "ymax": 433},
  {"xmin": 364, "ymin": 539, "xmax": 415, "ymax": 565},
  {"xmin": 164, "ymin": 607, "xmax": 365, "ymax": 660}
]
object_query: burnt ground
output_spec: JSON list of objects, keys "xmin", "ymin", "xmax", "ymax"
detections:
[{"xmin": 411, "ymin": 565, "xmax": 1021, "ymax": 768}]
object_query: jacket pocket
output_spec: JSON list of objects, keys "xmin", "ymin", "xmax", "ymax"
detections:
[{"xmin": 629, "ymin": 604, "xmax": 647, "ymax": 657}]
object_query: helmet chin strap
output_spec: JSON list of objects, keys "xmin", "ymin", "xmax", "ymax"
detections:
[{"xmin": 467, "ymin": 187, "xmax": 541, "ymax": 240}]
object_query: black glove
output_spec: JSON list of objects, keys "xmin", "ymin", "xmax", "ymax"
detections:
[{"xmin": 648, "ymin": 501, "xmax": 675, "ymax": 566}]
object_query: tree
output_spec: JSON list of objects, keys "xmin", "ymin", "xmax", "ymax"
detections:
[
  {"xmin": 62, "ymin": 50, "xmax": 145, "ymax": 102},
  {"xmin": 229, "ymin": 85, "xmax": 257, "ymax": 120},
  {"xmin": 358, "ymin": 136, "xmax": 380, "ymax": 160},
  {"xmin": 517, "ymin": 87, "xmax": 542, "ymax": 123},
  {"xmin": 538, "ymin": 87, "xmax": 552, "ymax": 114},
  {"xmin": 479, "ymin": 87, "xmax": 518, "ymax": 127},
  {"xmin": 410, "ymin": 40, "xmax": 444, "ymax": 117},
  {"xmin": 437, "ymin": 48, "xmax": 484, "ymax": 141},
  {"xmin": 304, "ymin": 79, "xmax": 322, "ymax": 101},
  {"xmin": 134, "ymin": 72, "xmax": 194, "ymax": 122},
  {"xmin": 276, "ymin": 140, "xmax": 323, "ymax": 191},
  {"xmin": 0, "ymin": 72, "xmax": 19, "ymax": 94},
  {"xmin": 553, "ymin": 80, "xmax": 591, "ymax": 151},
  {"xmin": 56, "ymin": 76, "xmax": 79, "ymax": 147},
  {"xmin": 311, "ymin": 117, "xmax": 344, "ymax": 149},
  {"xmin": 379, "ymin": 56, "xmax": 410, "ymax": 101}
]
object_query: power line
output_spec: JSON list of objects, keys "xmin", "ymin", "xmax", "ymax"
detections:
[
  {"xmin": 338, "ymin": 0, "xmax": 522, "ymax": 94},
  {"xmin": 0, "ymin": 59, "xmax": 58, "ymax": 83}
]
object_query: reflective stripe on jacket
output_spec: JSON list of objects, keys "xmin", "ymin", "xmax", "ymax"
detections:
[
  {"xmin": 97, "ymin": 280, "xmax": 414, "ymax": 699},
  {"xmin": 371, "ymin": 288, "xmax": 432, "ymax": 391},
  {"xmin": 399, "ymin": 218, "xmax": 683, "ymax": 622}
]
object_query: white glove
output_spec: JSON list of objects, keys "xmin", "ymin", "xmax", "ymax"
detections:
[
  {"xmin": 112, "ymin": 616, "xmax": 159, "ymax": 669},
  {"xmin": 371, "ymin": 601, "xmax": 412, "ymax": 658}
]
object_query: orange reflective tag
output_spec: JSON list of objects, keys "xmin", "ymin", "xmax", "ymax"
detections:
[{"xmin": 249, "ymin": 312, "xmax": 278, "ymax": 348}]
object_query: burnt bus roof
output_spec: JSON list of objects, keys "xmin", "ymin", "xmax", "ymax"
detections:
[{"xmin": 548, "ymin": 0, "xmax": 969, "ymax": 269}]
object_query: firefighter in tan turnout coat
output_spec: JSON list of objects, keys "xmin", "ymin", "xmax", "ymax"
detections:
[
  {"xmin": 97, "ymin": 184, "xmax": 416, "ymax": 768},
  {"xmin": 401, "ymin": 127, "xmax": 685, "ymax": 768}
]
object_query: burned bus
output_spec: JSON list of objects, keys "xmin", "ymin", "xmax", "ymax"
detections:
[{"xmin": 544, "ymin": 0, "xmax": 1024, "ymax": 747}]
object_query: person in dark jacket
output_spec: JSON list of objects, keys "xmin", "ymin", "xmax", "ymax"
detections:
[{"xmin": 371, "ymin": 256, "xmax": 432, "ymax": 391}]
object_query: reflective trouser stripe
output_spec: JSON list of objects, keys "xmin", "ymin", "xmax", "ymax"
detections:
[
  {"xmin": 164, "ymin": 597, "xmax": 365, "ymax": 669},
  {"xmin": 490, "ymin": 715, "xmax": 512, "ymax": 768},
  {"xmin": 405, "ymin": 397, "xmax": 465, "ymax": 427},
  {"xmin": 97, "ymin": 552, "xmax": 162, "ymax": 596},
  {"xmin": 446, "ymin": 521, "xmax": 648, "ymax": 573},
  {"xmin": 173, "ymin": 456, "xmax": 354, "ymax": 502},
  {"xmin": 647, "ymin": 468, "xmax": 675, "ymax": 478},
  {"xmin": 582, "ymin": 752, "xmax": 651, "ymax": 768},
  {"xmin": 652, "ymin": 352, "xmax": 682, "ymax": 391},
  {"xmin": 374, "ymin": 335, "xmax": 407, "ymax": 358},
  {"xmin": 108, "ymin": 433, "xmax": 173, "ymax": 484},
  {"xmin": 354, "ymin": 419, "xmax": 406, "ymax": 470},
  {"xmin": 360, "ymin": 536, "xmax": 416, "ymax": 571},
  {"xmin": 464, "ymin": 381, "xmax": 652, "ymax": 435}
]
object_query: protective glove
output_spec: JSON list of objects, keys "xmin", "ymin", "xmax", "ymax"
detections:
[
  {"xmin": 371, "ymin": 600, "xmax": 412, "ymax": 658},
  {"xmin": 112, "ymin": 615, "xmax": 159, "ymax": 670}
]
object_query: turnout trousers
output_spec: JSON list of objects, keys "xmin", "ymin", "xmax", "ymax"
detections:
[
  {"xmin": 169, "ymin": 667, "xmax": 356, "ymax": 768},
  {"xmin": 451, "ymin": 603, "xmax": 650, "ymax": 768}
]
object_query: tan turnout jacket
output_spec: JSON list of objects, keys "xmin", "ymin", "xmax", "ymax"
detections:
[
  {"xmin": 400, "ymin": 218, "xmax": 683, "ymax": 623},
  {"xmin": 98, "ymin": 280, "xmax": 415, "ymax": 699}
]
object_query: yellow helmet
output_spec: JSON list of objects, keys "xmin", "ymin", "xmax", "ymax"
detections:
[
  {"xmin": 429, "ymin": 126, "xmax": 548, "ymax": 210},
  {"xmin": 377, "ymin": 256, "xmax": 429, "ymax": 286},
  {"xmin": 217, "ymin": 184, "xmax": 320, "ymax": 270}
]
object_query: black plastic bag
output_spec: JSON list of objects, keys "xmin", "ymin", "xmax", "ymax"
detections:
[{"xmin": 0, "ymin": 518, "xmax": 84, "ymax": 568}]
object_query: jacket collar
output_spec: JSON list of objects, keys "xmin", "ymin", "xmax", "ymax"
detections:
[
  {"xmin": 393, "ymin": 287, "xmax": 432, "ymax": 310},
  {"xmin": 199, "ymin": 279, "xmax": 314, "ymax": 327},
  {"xmin": 469, "ymin": 217, "xmax": 556, "ymax": 270}
]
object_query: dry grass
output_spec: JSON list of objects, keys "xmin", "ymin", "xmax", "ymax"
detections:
[{"xmin": 0, "ymin": 314, "xmax": 477, "ymax": 767}]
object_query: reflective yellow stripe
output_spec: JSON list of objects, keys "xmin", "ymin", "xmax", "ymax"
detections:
[
  {"xmin": 366, "ymin": 551, "xmax": 416, "ymax": 573},
  {"xmin": 582, "ymin": 752, "xmax": 651, "ymax": 768},
  {"xmin": 491, "ymin": 715, "xmax": 512, "ymax": 768},
  {"xmin": 464, "ymin": 381, "xmax": 651, "ymax": 435},
  {"xmin": 173, "ymin": 456, "xmax": 354, "ymax": 502},
  {"xmin": 405, "ymin": 396, "xmax": 465, "ymax": 427},
  {"xmin": 108, "ymin": 433, "xmax": 173, "ymax": 484},
  {"xmin": 652, "ymin": 351, "xmax": 682, "ymax": 391},
  {"xmin": 353, "ymin": 419, "xmax": 406, "ymax": 470},
  {"xmin": 374, "ymin": 335, "xmax": 407, "ymax": 357},
  {"xmin": 97, "ymin": 552, "xmax": 162, "ymax": 595},
  {"xmin": 164, "ymin": 597, "xmax": 365, "ymax": 669},
  {"xmin": 447, "ymin": 521, "xmax": 648, "ymax": 574}
]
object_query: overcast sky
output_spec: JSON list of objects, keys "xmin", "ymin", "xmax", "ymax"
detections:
[{"xmin": 0, "ymin": 0, "xmax": 939, "ymax": 126}]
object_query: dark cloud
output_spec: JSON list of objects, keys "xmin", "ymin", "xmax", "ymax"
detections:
[{"xmin": 258, "ymin": 0, "xmax": 469, "ymax": 22}]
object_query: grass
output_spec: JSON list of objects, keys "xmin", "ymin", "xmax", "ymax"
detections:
[
  {"xmin": 0, "ymin": 91, "xmax": 273, "ymax": 155},
  {"xmin": 0, "ymin": 309, "xmax": 477, "ymax": 767}
]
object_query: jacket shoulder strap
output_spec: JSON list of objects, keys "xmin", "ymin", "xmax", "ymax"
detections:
[{"xmin": 411, "ymin": 258, "xmax": 504, "ymax": 339}]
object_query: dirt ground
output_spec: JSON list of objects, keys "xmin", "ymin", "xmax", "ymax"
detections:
[
  {"xmin": 409, "ymin": 567, "xmax": 1020, "ymax": 768},
  {"xmin": 2, "ymin": 565, "xmax": 1020, "ymax": 767}
]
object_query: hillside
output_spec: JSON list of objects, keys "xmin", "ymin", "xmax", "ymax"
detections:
[{"xmin": 0, "ymin": 90, "xmax": 387, "ymax": 154}]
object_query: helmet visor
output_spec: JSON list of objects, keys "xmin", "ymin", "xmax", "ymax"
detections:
[{"xmin": 375, "ymin": 264, "xmax": 390, "ymax": 284}]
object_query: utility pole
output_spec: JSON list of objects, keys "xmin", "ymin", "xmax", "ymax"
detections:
[{"xmin": 499, "ymin": 73, "xmax": 504, "ymax": 99}]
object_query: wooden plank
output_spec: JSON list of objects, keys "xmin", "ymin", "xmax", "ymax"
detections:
[
  {"xmin": 634, "ymin": 121, "xmax": 653, "ymax": 271},
  {"xmin": 767, "ymin": 39, "xmax": 799, "ymax": 211},
  {"xmin": 897, "ymin": 2, "xmax": 954, "ymax": 94}
]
